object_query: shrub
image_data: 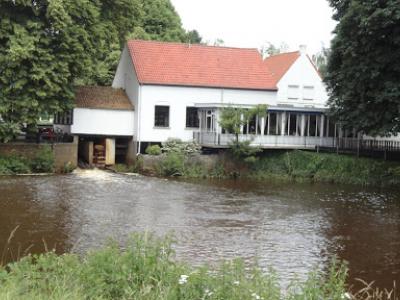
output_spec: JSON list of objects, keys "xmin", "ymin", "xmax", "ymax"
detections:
[
  {"xmin": 113, "ymin": 157, "xmax": 143, "ymax": 174},
  {"xmin": 62, "ymin": 162, "xmax": 75, "ymax": 174},
  {"xmin": 0, "ymin": 156, "xmax": 30, "ymax": 174},
  {"xmin": 161, "ymin": 138, "xmax": 200, "ymax": 155},
  {"xmin": 158, "ymin": 152, "xmax": 185, "ymax": 176},
  {"xmin": 30, "ymin": 146, "xmax": 54, "ymax": 173},
  {"xmin": 145, "ymin": 144, "xmax": 162, "ymax": 155}
]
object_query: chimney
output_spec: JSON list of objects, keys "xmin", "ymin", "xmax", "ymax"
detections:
[{"xmin": 299, "ymin": 44, "xmax": 307, "ymax": 55}]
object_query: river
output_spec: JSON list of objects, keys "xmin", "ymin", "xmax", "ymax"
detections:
[{"xmin": 0, "ymin": 170, "xmax": 399, "ymax": 289}]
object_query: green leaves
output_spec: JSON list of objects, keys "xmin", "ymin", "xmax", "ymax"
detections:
[
  {"xmin": 325, "ymin": 0, "xmax": 400, "ymax": 135},
  {"xmin": 0, "ymin": 0, "xmax": 201, "ymax": 142}
]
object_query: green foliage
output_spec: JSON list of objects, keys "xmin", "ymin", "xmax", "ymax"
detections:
[
  {"xmin": 30, "ymin": 146, "xmax": 55, "ymax": 173},
  {"xmin": 325, "ymin": 0, "xmax": 400, "ymax": 135},
  {"xmin": 260, "ymin": 41, "xmax": 289, "ymax": 57},
  {"xmin": 0, "ymin": 0, "xmax": 201, "ymax": 142},
  {"xmin": 161, "ymin": 138, "xmax": 201, "ymax": 155},
  {"xmin": 219, "ymin": 105, "xmax": 267, "ymax": 147},
  {"xmin": 157, "ymin": 152, "xmax": 185, "ymax": 176},
  {"xmin": 0, "ymin": 233, "xmax": 354, "ymax": 300},
  {"xmin": 0, "ymin": 146, "xmax": 55, "ymax": 175},
  {"xmin": 249, "ymin": 150, "xmax": 400, "ymax": 186},
  {"xmin": 145, "ymin": 144, "xmax": 162, "ymax": 155},
  {"xmin": 311, "ymin": 47, "xmax": 330, "ymax": 78},
  {"xmin": 0, "ymin": 0, "xmax": 103, "ymax": 141},
  {"xmin": 62, "ymin": 162, "xmax": 75, "ymax": 174},
  {"xmin": 113, "ymin": 157, "xmax": 143, "ymax": 173},
  {"xmin": 0, "ymin": 156, "xmax": 31, "ymax": 175}
]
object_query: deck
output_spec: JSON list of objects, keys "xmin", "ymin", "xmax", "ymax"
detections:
[
  {"xmin": 194, "ymin": 132, "xmax": 335, "ymax": 149},
  {"xmin": 194, "ymin": 132, "xmax": 400, "ymax": 159}
]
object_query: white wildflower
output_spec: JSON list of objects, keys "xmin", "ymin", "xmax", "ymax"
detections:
[
  {"xmin": 341, "ymin": 292, "xmax": 351, "ymax": 299},
  {"xmin": 178, "ymin": 274, "xmax": 189, "ymax": 285},
  {"xmin": 233, "ymin": 280, "xmax": 240, "ymax": 285},
  {"xmin": 251, "ymin": 292, "xmax": 261, "ymax": 300},
  {"xmin": 204, "ymin": 289, "xmax": 214, "ymax": 297}
]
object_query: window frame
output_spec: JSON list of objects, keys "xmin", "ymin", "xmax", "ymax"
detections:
[
  {"xmin": 302, "ymin": 85, "xmax": 315, "ymax": 100},
  {"xmin": 154, "ymin": 105, "xmax": 170, "ymax": 128},
  {"xmin": 185, "ymin": 107, "xmax": 199, "ymax": 128},
  {"xmin": 287, "ymin": 84, "xmax": 300, "ymax": 100}
]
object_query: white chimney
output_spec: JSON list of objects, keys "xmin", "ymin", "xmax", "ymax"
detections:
[{"xmin": 299, "ymin": 44, "xmax": 307, "ymax": 55}]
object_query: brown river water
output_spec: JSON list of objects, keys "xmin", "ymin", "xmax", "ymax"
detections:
[{"xmin": 0, "ymin": 169, "xmax": 399, "ymax": 289}]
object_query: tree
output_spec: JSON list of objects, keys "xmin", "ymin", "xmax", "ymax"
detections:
[
  {"xmin": 0, "ymin": 0, "xmax": 201, "ymax": 142},
  {"xmin": 0, "ymin": 0, "xmax": 102, "ymax": 142},
  {"xmin": 260, "ymin": 42, "xmax": 289, "ymax": 58},
  {"xmin": 325, "ymin": 0, "xmax": 400, "ymax": 135},
  {"xmin": 312, "ymin": 47, "xmax": 330, "ymax": 78},
  {"xmin": 139, "ymin": 0, "xmax": 187, "ymax": 42},
  {"xmin": 218, "ymin": 105, "xmax": 267, "ymax": 158},
  {"xmin": 186, "ymin": 30, "xmax": 202, "ymax": 44}
]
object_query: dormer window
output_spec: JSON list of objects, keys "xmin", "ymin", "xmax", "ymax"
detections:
[
  {"xmin": 303, "ymin": 86, "xmax": 315, "ymax": 100},
  {"xmin": 288, "ymin": 85, "xmax": 300, "ymax": 100}
]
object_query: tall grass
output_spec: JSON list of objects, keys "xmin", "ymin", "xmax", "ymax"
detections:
[
  {"xmin": 246, "ymin": 150, "xmax": 400, "ymax": 186},
  {"xmin": 0, "ymin": 233, "xmax": 396, "ymax": 300}
]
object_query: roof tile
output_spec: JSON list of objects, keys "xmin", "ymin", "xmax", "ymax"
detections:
[
  {"xmin": 127, "ymin": 40, "xmax": 277, "ymax": 90},
  {"xmin": 75, "ymin": 86, "xmax": 134, "ymax": 111}
]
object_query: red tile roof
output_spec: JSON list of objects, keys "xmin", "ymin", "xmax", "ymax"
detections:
[
  {"xmin": 75, "ymin": 86, "xmax": 134, "ymax": 110},
  {"xmin": 127, "ymin": 40, "xmax": 277, "ymax": 90},
  {"xmin": 263, "ymin": 51, "xmax": 301, "ymax": 86}
]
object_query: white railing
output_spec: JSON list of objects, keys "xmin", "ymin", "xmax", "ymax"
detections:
[{"xmin": 193, "ymin": 132, "xmax": 335, "ymax": 149}]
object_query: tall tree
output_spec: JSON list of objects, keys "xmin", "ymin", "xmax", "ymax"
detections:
[
  {"xmin": 260, "ymin": 42, "xmax": 289, "ymax": 58},
  {"xmin": 312, "ymin": 47, "xmax": 330, "ymax": 78},
  {"xmin": 139, "ymin": 0, "xmax": 187, "ymax": 42},
  {"xmin": 0, "ymin": 0, "xmax": 102, "ymax": 142},
  {"xmin": 325, "ymin": 0, "xmax": 400, "ymax": 135}
]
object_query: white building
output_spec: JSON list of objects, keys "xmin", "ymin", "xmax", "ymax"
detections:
[{"xmin": 61, "ymin": 40, "xmax": 336, "ymax": 164}]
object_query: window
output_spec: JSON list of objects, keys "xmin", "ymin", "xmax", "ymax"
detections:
[
  {"xmin": 54, "ymin": 110, "xmax": 73, "ymax": 125},
  {"xmin": 186, "ymin": 107, "xmax": 199, "ymax": 128},
  {"xmin": 154, "ymin": 106, "xmax": 169, "ymax": 127},
  {"xmin": 288, "ymin": 85, "xmax": 300, "ymax": 99},
  {"xmin": 303, "ymin": 86, "xmax": 315, "ymax": 100}
]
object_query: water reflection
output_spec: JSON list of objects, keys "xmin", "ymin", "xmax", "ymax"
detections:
[{"xmin": 0, "ymin": 170, "xmax": 399, "ymax": 289}]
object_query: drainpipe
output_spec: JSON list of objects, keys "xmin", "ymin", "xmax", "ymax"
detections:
[{"xmin": 137, "ymin": 85, "xmax": 142, "ymax": 155}]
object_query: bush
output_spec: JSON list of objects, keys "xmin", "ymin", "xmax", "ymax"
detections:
[
  {"xmin": 0, "ymin": 233, "xmax": 359, "ymax": 300},
  {"xmin": 62, "ymin": 162, "xmax": 75, "ymax": 174},
  {"xmin": 0, "ymin": 156, "xmax": 30, "ymax": 174},
  {"xmin": 113, "ymin": 157, "xmax": 143, "ymax": 174},
  {"xmin": 145, "ymin": 144, "xmax": 162, "ymax": 155},
  {"xmin": 161, "ymin": 138, "xmax": 200, "ymax": 155},
  {"xmin": 158, "ymin": 152, "xmax": 185, "ymax": 176},
  {"xmin": 30, "ymin": 146, "xmax": 55, "ymax": 173}
]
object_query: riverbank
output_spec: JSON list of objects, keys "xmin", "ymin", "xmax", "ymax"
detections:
[
  {"xmin": 0, "ymin": 233, "xmax": 387, "ymax": 300},
  {"xmin": 138, "ymin": 150, "xmax": 400, "ymax": 186}
]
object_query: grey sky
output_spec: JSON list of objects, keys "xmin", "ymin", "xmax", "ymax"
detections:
[{"xmin": 171, "ymin": 0, "xmax": 337, "ymax": 54}]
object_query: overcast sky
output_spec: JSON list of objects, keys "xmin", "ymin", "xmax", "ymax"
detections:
[{"xmin": 170, "ymin": 0, "xmax": 337, "ymax": 54}]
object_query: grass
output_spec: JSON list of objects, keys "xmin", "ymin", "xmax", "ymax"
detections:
[
  {"xmin": 0, "ymin": 233, "xmax": 356, "ymax": 300},
  {"xmin": 247, "ymin": 150, "xmax": 400, "ymax": 186},
  {"xmin": 144, "ymin": 150, "xmax": 400, "ymax": 187},
  {"xmin": 0, "ymin": 233, "xmax": 396, "ymax": 300}
]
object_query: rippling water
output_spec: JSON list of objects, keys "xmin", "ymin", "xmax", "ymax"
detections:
[{"xmin": 0, "ymin": 170, "xmax": 399, "ymax": 288}]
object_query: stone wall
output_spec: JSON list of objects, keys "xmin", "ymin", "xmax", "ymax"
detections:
[{"xmin": 0, "ymin": 141, "xmax": 78, "ymax": 172}]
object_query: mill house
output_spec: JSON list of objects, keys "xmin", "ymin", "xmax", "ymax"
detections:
[{"xmin": 56, "ymin": 40, "xmax": 338, "ymax": 165}]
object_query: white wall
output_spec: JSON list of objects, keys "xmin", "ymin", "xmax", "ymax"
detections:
[
  {"xmin": 71, "ymin": 108, "xmax": 134, "ymax": 136},
  {"xmin": 139, "ymin": 85, "xmax": 276, "ymax": 142},
  {"xmin": 112, "ymin": 46, "xmax": 140, "ymax": 139},
  {"xmin": 277, "ymin": 54, "xmax": 328, "ymax": 109}
]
